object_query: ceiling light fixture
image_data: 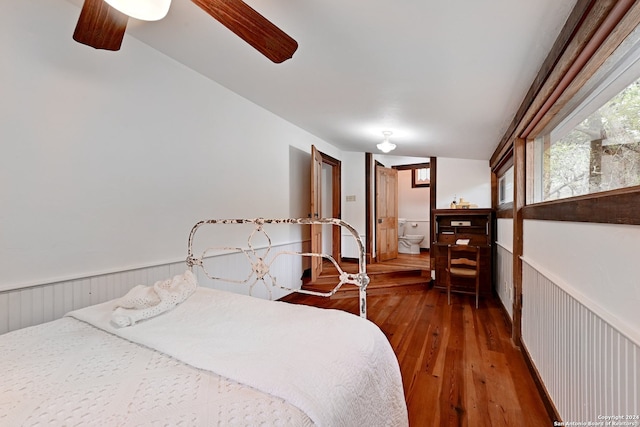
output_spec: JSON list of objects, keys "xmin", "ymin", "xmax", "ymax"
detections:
[
  {"xmin": 377, "ymin": 131, "xmax": 396, "ymax": 153},
  {"xmin": 104, "ymin": 0, "xmax": 171, "ymax": 21}
]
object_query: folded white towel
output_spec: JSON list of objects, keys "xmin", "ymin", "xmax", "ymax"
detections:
[{"xmin": 112, "ymin": 270, "xmax": 198, "ymax": 327}]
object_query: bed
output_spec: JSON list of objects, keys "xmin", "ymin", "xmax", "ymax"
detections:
[{"xmin": 0, "ymin": 218, "xmax": 408, "ymax": 426}]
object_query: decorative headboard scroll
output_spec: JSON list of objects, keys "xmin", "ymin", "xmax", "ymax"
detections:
[{"xmin": 186, "ymin": 218, "xmax": 369, "ymax": 318}]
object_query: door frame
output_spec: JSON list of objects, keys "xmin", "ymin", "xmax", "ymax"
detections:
[
  {"xmin": 310, "ymin": 146, "xmax": 342, "ymax": 262},
  {"xmin": 365, "ymin": 154, "xmax": 437, "ymax": 265}
]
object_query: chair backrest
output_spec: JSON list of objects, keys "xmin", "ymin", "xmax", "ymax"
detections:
[{"xmin": 447, "ymin": 245, "xmax": 480, "ymax": 278}]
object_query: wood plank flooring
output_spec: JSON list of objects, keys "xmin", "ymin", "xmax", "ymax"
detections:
[{"xmin": 281, "ymin": 255, "xmax": 551, "ymax": 426}]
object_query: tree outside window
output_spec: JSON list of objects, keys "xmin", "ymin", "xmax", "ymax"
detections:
[{"xmin": 540, "ymin": 78, "xmax": 640, "ymax": 201}]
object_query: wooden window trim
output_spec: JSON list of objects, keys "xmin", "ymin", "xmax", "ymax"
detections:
[
  {"xmin": 491, "ymin": 0, "xmax": 638, "ymax": 164},
  {"xmin": 493, "ymin": 152, "xmax": 514, "ymax": 177},
  {"xmin": 493, "ymin": 149, "xmax": 515, "ymax": 217},
  {"xmin": 496, "ymin": 203, "xmax": 514, "ymax": 219},
  {"xmin": 490, "ymin": 0, "xmax": 598, "ymax": 169},
  {"xmin": 491, "ymin": 0, "xmax": 640, "ymax": 226},
  {"xmin": 392, "ymin": 162, "xmax": 430, "ymax": 171},
  {"xmin": 522, "ymin": 185, "xmax": 640, "ymax": 225},
  {"xmin": 392, "ymin": 162, "xmax": 431, "ymax": 188}
]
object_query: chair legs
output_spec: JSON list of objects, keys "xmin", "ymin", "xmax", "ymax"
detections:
[{"xmin": 447, "ymin": 276, "xmax": 480, "ymax": 308}]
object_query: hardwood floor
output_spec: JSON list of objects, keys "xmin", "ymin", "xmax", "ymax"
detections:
[{"xmin": 281, "ymin": 254, "xmax": 551, "ymax": 426}]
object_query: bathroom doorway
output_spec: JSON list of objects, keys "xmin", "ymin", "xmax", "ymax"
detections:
[
  {"xmin": 393, "ymin": 162, "xmax": 431, "ymax": 258},
  {"xmin": 366, "ymin": 154, "xmax": 436, "ymax": 269}
]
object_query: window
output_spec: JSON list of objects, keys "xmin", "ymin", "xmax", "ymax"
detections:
[
  {"xmin": 530, "ymin": 43, "xmax": 640, "ymax": 203},
  {"xmin": 412, "ymin": 167, "xmax": 430, "ymax": 188},
  {"xmin": 498, "ymin": 166, "xmax": 514, "ymax": 205}
]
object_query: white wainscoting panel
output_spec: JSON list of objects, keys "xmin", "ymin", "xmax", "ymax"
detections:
[
  {"xmin": 0, "ymin": 242, "xmax": 306, "ymax": 335},
  {"xmin": 495, "ymin": 244, "xmax": 513, "ymax": 320},
  {"xmin": 341, "ymin": 233, "xmax": 366, "ymax": 259},
  {"xmin": 522, "ymin": 261, "xmax": 639, "ymax": 422},
  {"xmin": 0, "ymin": 263, "xmax": 183, "ymax": 335}
]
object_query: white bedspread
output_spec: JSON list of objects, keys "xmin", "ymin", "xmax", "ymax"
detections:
[
  {"xmin": 68, "ymin": 287, "xmax": 408, "ymax": 427},
  {"xmin": 1, "ymin": 317, "xmax": 313, "ymax": 426}
]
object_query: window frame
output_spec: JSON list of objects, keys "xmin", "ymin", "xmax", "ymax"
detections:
[
  {"xmin": 529, "ymin": 51, "xmax": 640, "ymax": 204},
  {"xmin": 522, "ymin": 184, "xmax": 640, "ymax": 224},
  {"xmin": 491, "ymin": 1, "xmax": 640, "ymax": 226},
  {"xmin": 392, "ymin": 162, "xmax": 430, "ymax": 188},
  {"xmin": 493, "ymin": 154, "xmax": 514, "ymax": 218},
  {"xmin": 498, "ymin": 166, "xmax": 515, "ymax": 206}
]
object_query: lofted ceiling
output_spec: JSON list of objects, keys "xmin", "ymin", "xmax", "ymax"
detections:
[{"xmin": 67, "ymin": 0, "xmax": 577, "ymax": 160}]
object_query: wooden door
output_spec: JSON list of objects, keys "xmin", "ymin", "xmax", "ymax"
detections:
[
  {"xmin": 376, "ymin": 165, "xmax": 398, "ymax": 262},
  {"xmin": 310, "ymin": 145, "xmax": 323, "ymax": 281}
]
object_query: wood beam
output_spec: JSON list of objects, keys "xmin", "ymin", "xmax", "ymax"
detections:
[
  {"xmin": 512, "ymin": 138, "xmax": 526, "ymax": 346},
  {"xmin": 522, "ymin": 185, "xmax": 640, "ymax": 224},
  {"xmin": 490, "ymin": 0, "xmax": 597, "ymax": 169},
  {"xmin": 524, "ymin": 0, "xmax": 638, "ymax": 138},
  {"xmin": 429, "ymin": 157, "xmax": 437, "ymax": 281}
]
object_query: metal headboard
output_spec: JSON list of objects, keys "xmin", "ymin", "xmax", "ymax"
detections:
[{"xmin": 186, "ymin": 218, "xmax": 369, "ymax": 318}]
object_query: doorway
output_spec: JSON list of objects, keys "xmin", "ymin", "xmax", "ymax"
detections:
[
  {"xmin": 365, "ymin": 154, "xmax": 436, "ymax": 269},
  {"xmin": 310, "ymin": 145, "xmax": 341, "ymax": 282}
]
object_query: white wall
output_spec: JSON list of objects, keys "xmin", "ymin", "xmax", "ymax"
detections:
[
  {"xmin": 0, "ymin": 0, "xmax": 341, "ymax": 290},
  {"xmin": 341, "ymin": 152, "xmax": 367, "ymax": 258},
  {"xmin": 496, "ymin": 217, "xmax": 640, "ymax": 344},
  {"xmin": 523, "ymin": 220, "xmax": 640, "ymax": 344},
  {"xmin": 496, "ymin": 218, "xmax": 514, "ymax": 252},
  {"xmin": 322, "ymin": 163, "xmax": 333, "ymax": 252},
  {"xmin": 436, "ymin": 157, "xmax": 491, "ymax": 209},
  {"xmin": 0, "ymin": 2, "xmax": 495, "ymax": 292},
  {"xmin": 397, "ymin": 169, "xmax": 430, "ymax": 219}
]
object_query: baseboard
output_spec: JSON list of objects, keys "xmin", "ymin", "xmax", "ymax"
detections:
[
  {"xmin": 494, "ymin": 294, "xmax": 561, "ymax": 424},
  {"xmin": 519, "ymin": 340, "xmax": 562, "ymax": 424}
]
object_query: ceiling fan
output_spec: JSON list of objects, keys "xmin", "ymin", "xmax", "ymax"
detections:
[{"xmin": 72, "ymin": 0, "xmax": 298, "ymax": 63}]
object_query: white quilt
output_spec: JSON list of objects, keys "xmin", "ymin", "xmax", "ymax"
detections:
[
  {"xmin": 68, "ymin": 287, "xmax": 408, "ymax": 427},
  {"xmin": 1, "ymin": 317, "xmax": 313, "ymax": 426}
]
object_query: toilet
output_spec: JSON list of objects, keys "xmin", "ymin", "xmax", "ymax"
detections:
[{"xmin": 398, "ymin": 219, "xmax": 425, "ymax": 255}]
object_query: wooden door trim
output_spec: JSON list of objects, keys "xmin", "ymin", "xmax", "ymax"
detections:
[
  {"xmin": 311, "ymin": 147, "xmax": 342, "ymax": 261},
  {"xmin": 321, "ymin": 152, "xmax": 342, "ymax": 260},
  {"xmin": 429, "ymin": 157, "xmax": 437, "ymax": 279},
  {"xmin": 365, "ymin": 153, "xmax": 374, "ymax": 263},
  {"xmin": 310, "ymin": 146, "xmax": 323, "ymax": 282}
]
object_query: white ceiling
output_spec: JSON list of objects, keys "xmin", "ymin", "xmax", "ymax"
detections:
[{"xmin": 70, "ymin": 0, "xmax": 577, "ymax": 160}]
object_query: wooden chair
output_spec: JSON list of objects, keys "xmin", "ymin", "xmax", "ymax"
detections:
[{"xmin": 446, "ymin": 244, "xmax": 481, "ymax": 308}]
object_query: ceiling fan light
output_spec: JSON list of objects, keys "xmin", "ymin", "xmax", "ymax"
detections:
[{"xmin": 104, "ymin": 0, "xmax": 171, "ymax": 21}]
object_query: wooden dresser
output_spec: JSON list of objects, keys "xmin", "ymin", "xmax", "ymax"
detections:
[{"xmin": 432, "ymin": 209, "xmax": 493, "ymax": 294}]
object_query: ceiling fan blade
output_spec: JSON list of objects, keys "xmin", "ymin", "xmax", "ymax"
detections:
[
  {"xmin": 192, "ymin": 0, "xmax": 298, "ymax": 63},
  {"xmin": 73, "ymin": 0, "xmax": 128, "ymax": 51}
]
